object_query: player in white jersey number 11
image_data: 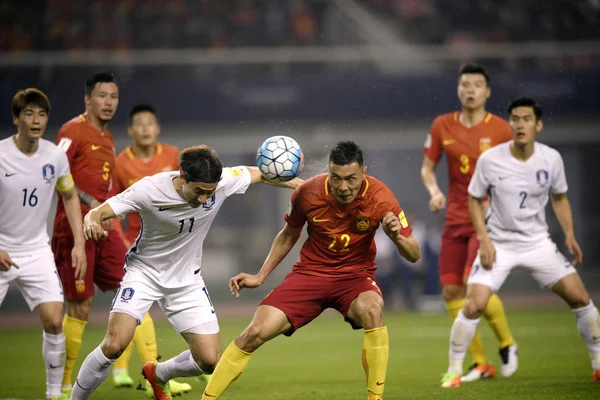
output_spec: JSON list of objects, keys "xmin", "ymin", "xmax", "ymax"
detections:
[
  {"xmin": 0, "ymin": 89, "xmax": 86, "ymax": 400},
  {"xmin": 69, "ymin": 144, "xmax": 302, "ymax": 400},
  {"xmin": 440, "ymin": 97, "xmax": 600, "ymax": 388}
]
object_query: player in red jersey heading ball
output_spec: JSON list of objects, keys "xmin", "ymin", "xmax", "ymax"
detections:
[{"xmin": 200, "ymin": 141, "xmax": 420, "ymax": 400}]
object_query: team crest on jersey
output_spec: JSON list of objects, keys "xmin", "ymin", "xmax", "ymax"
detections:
[
  {"xmin": 203, "ymin": 194, "xmax": 216, "ymax": 210},
  {"xmin": 536, "ymin": 169, "xmax": 549, "ymax": 187},
  {"xmin": 42, "ymin": 164, "xmax": 55, "ymax": 183},
  {"xmin": 479, "ymin": 138, "xmax": 492, "ymax": 152},
  {"xmin": 357, "ymin": 217, "xmax": 369, "ymax": 231},
  {"xmin": 121, "ymin": 287, "xmax": 135, "ymax": 302}
]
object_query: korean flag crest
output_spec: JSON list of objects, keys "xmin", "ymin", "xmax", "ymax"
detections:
[
  {"xmin": 536, "ymin": 169, "xmax": 549, "ymax": 187},
  {"xmin": 42, "ymin": 164, "xmax": 55, "ymax": 183}
]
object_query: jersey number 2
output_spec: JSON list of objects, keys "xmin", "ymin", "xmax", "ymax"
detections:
[
  {"xmin": 328, "ymin": 234, "xmax": 351, "ymax": 253},
  {"xmin": 519, "ymin": 191, "xmax": 527, "ymax": 209}
]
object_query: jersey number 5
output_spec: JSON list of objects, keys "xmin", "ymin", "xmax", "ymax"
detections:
[
  {"xmin": 102, "ymin": 161, "xmax": 111, "ymax": 181},
  {"xmin": 459, "ymin": 154, "xmax": 470, "ymax": 174},
  {"xmin": 328, "ymin": 234, "xmax": 351, "ymax": 253}
]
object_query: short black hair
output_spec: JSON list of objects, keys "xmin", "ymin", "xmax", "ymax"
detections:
[
  {"xmin": 179, "ymin": 145, "xmax": 223, "ymax": 184},
  {"xmin": 85, "ymin": 72, "xmax": 118, "ymax": 96},
  {"xmin": 129, "ymin": 104, "xmax": 158, "ymax": 125},
  {"xmin": 329, "ymin": 141, "xmax": 364, "ymax": 167},
  {"xmin": 12, "ymin": 88, "xmax": 51, "ymax": 117},
  {"xmin": 459, "ymin": 63, "xmax": 490, "ymax": 85},
  {"xmin": 507, "ymin": 97, "xmax": 543, "ymax": 120}
]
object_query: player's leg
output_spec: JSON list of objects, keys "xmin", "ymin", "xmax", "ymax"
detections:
[
  {"xmin": 52, "ymin": 236, "xmax": 96, "ymax": 389},
  {"xmin": 442, "ymin": 250, "xmax": 513, "ymax": 388},
  {"xmin": 71, "ymin": 269, "xmax": 158, "ymax": 399},
  {"xmin": 463, "ymin": 233, "xmax": 516, "ymax": 380},
  {"xmin": 343, "ymin": 278, "xmax": 387, "ymax": 400},
  {"xmin": 37, "ymin": 301, "xmax": 67, "ymax": 400},
  {"xmin": 552, "ymin": 274, "xmax": 600, "ymax": 380},
  {"xmin": 201, "ymin": 272, "xmax": 325, "ymax": 400},
  {"xmin": 439, "ymin": 227, "xmax": 489, "ymax": 369},
  {"xmin": 527, "ymin": 242, "xmax": 600, "ymax": 379},
  {"xmin": 70, "ymin": 312, "xmax": 138, "ymax": 400},
  {"xmin": 200, "ymin": 305, "xmax": 292, "ymax": 400},
  {"xmin": 14, "ymin": 248, "xmax": 67, "ymax": 399}
]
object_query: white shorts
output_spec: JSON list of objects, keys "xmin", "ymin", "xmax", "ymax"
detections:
[
  {"xmin": 467, "ymin": 237, "xmax": 577, "ymax": 292},
  {"xmin": 0, "ymin": 247, "xmax": 64, "ymax": 310},
  {"xmin": 110, "ymin": 268, "xmax": 219, "ymax": 335}
]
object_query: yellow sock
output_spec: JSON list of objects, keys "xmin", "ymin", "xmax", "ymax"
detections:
[
  {"xmin": 201, "ymin": 341, "xmax": 252, "ymax": 400},
  {"xmin": 62, "ymin": 315, "xmax": 87, "ymax": 386},
  {"xmin": 483, "ymin": 293, "xmax": 515, "ymax": 348},
  {"xmin": 133, "ymin": 314, "xmax": 158, "ymax": 363},
  {"xmin": 362, "ymin": 326, "xmax": 389, "ymax": 400},
  {"xmin": 113, "ymin": 342, "xmax": 134, "ymax": 371},
  {"xmin": 445, "ymin": 299, "xmax": 488, "ymax": 366}
]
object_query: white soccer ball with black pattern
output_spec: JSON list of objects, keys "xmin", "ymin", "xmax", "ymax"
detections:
[{"xmin": 256, "ymin": 136, "xmax": 304, "ymax": 182}]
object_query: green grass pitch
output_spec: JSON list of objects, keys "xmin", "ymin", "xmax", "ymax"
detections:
[{"xmin": 0, "ymin": 308, "xmax": 597, "ymax": 399}]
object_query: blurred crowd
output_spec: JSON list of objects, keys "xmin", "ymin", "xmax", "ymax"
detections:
[
  {"xmin": 2, "ymin": 0, "xmax": 598, "ymax": 53},
  {"xmin": 0, "ymin": 0, "xmax": 330, "ymax": 51},
  {"xmin": 360, "ymin": 0, "xmax": 600, "ymax": 45}
]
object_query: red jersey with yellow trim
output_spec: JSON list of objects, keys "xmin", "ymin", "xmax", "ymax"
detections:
[
  {"xmin": 53, "ymin": 114, "xmax": 117, "ymax": 237},
  {"xmin": 285, "ymin": 173, "xmax": 412, "ymax": 277},
  {"xmin": 424, "ymin": 112, "xmax": 512, "ymax": 226},
  {"xmin": 114, "ymin": 143, "xmax": 179, "ymax": 244}
]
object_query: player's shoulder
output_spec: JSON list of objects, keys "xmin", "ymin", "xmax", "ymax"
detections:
[
  {"xmin": 431, "ymin": 112, "xmax": 456, "ymax": 128},
  {"xmin": 300, "ymin": 173, "xmax": 328, "ymax": 192},
  {"xmin": 159, "ymin": 143, "xmax": 179, "ymax": 155},
  {"xmin": 38, "ymin": 138, "xmax": 65, "ymax": 156},
  {"xmin": 487, "ymin": 113, "xmax": 509, "ymax": 125},
  {"xmin": 534, "ymin": 142, "xmax": 562, "ymax": 161},
  {"xmin": 479, "ymin": 141, "xmax": 509, "ymax": 162},
  {"xmin": 115, "ymin": 147, "xmax": 133, "ymax": 163},
  {"xmin": 0, "ymin": 136, "xmax": 13, "ymax": 149},
  {"xmin": 60, "ymin": 115, "xmax": 86, "ymax": 130},
  {"xmin": 365, "ymin": 176, "xmax": 394, "ymax": 199}
]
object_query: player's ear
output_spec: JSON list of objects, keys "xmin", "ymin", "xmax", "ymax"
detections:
[
  {"xmin": 536, "ymin": 119, "xmax": 543, "ymax": 133},
  {"xmin": 12, "ymin": 114, "xmax": 19, "ymax": 127},
  {"xmin": 485, "ymin": 86, "xmax": 491, "ymax": 99},
  {"xmin": 363, "ymin": 166, "xmax": 368, "ymax": 176},
  {"xmin": 127, "ymin": 125, "xmax": 134, "ymax": 138},
  {"xmin": 84, "ymin": 95, "xmax": 91, "ymax": 108}
]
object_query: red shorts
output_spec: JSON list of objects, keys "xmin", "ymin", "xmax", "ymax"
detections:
[
  {"xmin": 52, "ymin": 229, "xmax": 127, "ymax": 301},
  {"xmin": 439, "ymin": 223, "xmax": 479, "ymax": 287},
  {"xmin": 260, "ymin": 271, "xmax": 383, "ymax": 336}
]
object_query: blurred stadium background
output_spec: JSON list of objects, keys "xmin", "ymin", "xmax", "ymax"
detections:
[
  {"xmin": 0, "ymin": 3, "xmax": 599, "ymax": 397},
  {"xmin": 1, "ymin": 0, "xmax": 599, "ymax": 317}
]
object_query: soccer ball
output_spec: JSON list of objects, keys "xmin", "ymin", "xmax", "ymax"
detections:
[{"xmin": 256, "ymin": 136, "xmax": 304, "ymax": 182}]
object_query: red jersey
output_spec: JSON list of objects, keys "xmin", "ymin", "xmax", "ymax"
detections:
[
  {"xmin": 114, "ymin": 143, "xmax": 180, "ymax": 244},
  {"xmin": 53, "ymin": 114, "xmax": 117, "ymax": 237},
  {"xmin": 285, "ymin": 174, "xmax": 412, "ymax": 277},
  {"xmin": 424, "ymin": 112, "xmax": 512, "ymax": 226}
]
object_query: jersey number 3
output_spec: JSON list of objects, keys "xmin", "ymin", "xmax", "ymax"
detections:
[{"xmin": 459, "ymin": 154, "xmax": 470, "ymax": 174}]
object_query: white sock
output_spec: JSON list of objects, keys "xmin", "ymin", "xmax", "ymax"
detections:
[
  {"xmin": 573, "ymin": 300, "xmax": 600, "ymax": 370},
  {"xmin": 70, "ymin": 346, "xmax": 116, "ymax": 400},
  {"xmin": 448, "ymin": 310, "xmax": 480, "ymax": 375},
  {"xmin": 42, "ymin": 331, "xmax": 65, "ymax": 398},
  {"xmin": 156, "ymin": 350, "xmax": 204, "ymax": 382}
]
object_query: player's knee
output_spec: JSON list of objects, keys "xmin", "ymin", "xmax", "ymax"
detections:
[
  {"xmin": 100, "ymin": 334, "xmax": 129, "ymax": 359},
  {"xmin": 357, "ymin": 295, "xmax": 385, "ymax": 329},
  {"xmin": 42, "ymin": 314, "xmax": 63, "ymax": 335},
  {"xmin": 442, "ymin": 285, "xmax": 466, "ymax": 302},
  {"xmin": 463, "ymin": 297, "xmax": 484, "ymax": 319},
  {"xmin": 67, "ymin": 299, "xmax": 92, "ymax": 321},
  {"xmin": 566, "ymin": 292, "xmax": 591, "ymax": 309},
  {"xmin": 191, "ymin": 348, "xmax": 221, "ymax": 374},
  {"xmin": 238, "ymin": 322, "xmax": 267, "ymax": 352}
]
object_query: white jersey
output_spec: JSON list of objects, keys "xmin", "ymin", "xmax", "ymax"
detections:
[
  {"xmin": 0, "ymin": 136, "xmax": 71, "ymax": 254},
  {"xmin": 468, "ymin": 141, "xmax": 568, "ymax": 245},
  {"xmin": 106, "ymin": 167, "xmax": 251, "ymax": 288}
]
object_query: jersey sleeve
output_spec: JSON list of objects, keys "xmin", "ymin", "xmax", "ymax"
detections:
[
  {"xmin": 106, "ymin": 178, "xmax": 152, "ymax": 217},
  {"xmin": 423, "ymin": 116, "xmax": 444, "ymax": 163},
  {"xmin": 468, "ymin": 153, "xmax": 490, "ymax": 198},
  {"xmin": 551, "ymin": 151, "xmax": 568, "ymax": 194},
  {"xmin": 55, "ymin": 150, "xmax": 74, "ymax": 192},
  {"xmin": 377, "ymin": 185, "xmax": 413, "ymax": 238},
  {"xmin": 284, "ymin": 186, "xmax": 306, "ymax": 228},
  {"xmin": 56, "ymin": 123, "xmax": 81, "ymax": 164},
  {"xmin": 220, "ymin": 166, "xmax": 252, "ymax": 197}
]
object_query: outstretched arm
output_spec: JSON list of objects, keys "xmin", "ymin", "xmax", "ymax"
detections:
[
  {"xmin": 229, "ymin": 223, "xmax": 303, "ymax": 297},
  {"xmin": 551, "ymin": 193, "xmax": 582, "ymax": 265},
  {"xmin": 247, "ymin": 166, "xmax": 303, "ymax": 189},
  {"xmin": 83, "ymin": 203, "xmax": 117, "ymax": 242}
]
